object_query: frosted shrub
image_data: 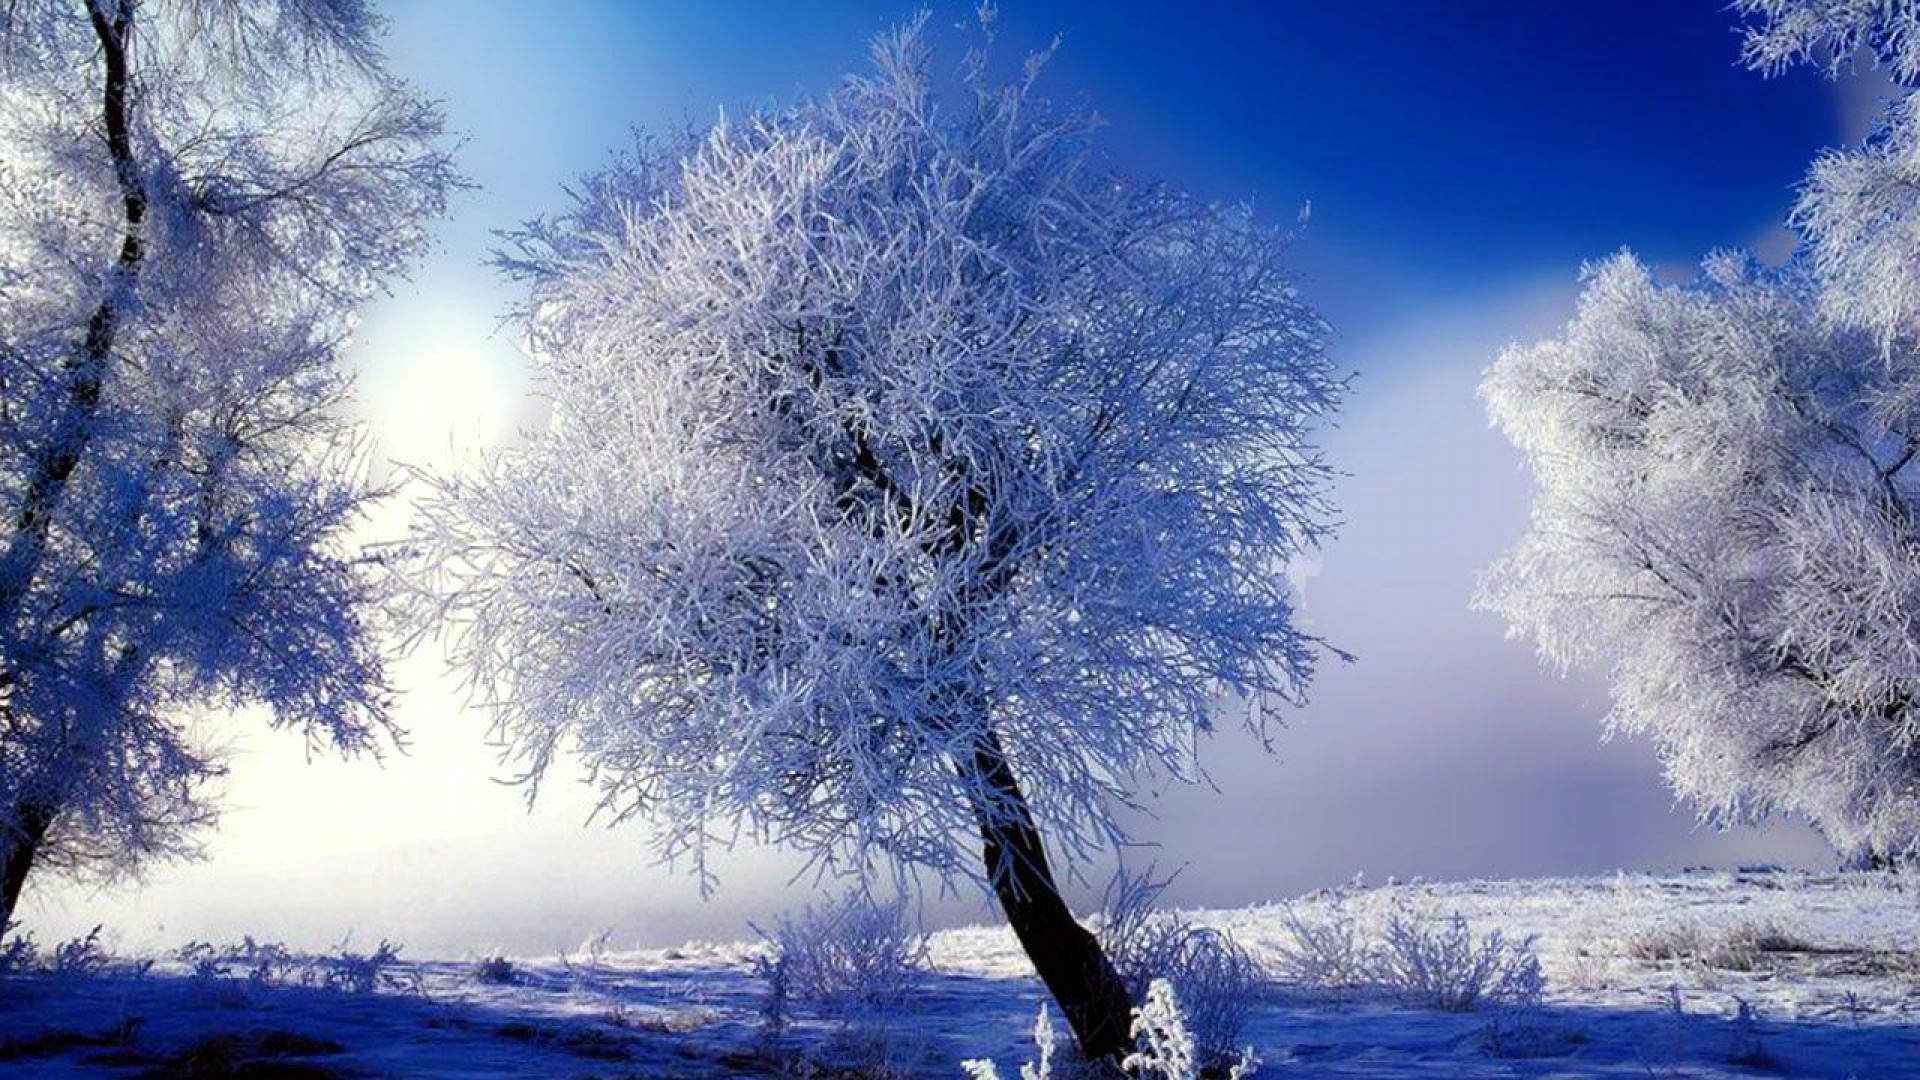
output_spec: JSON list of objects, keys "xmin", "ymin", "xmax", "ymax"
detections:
[
  {"xmin": 1098, "ymin": 873, "xmax": 1263, "ymax": 1066},
  {"xmin": 0, "ymin": 925, "xmax": 150, "ymax": 979},
  {"xmin": 1275, "ymin": 904, "xmax": 1545, "ymax": 1011},
  {"xmin": 0, "ymin": 925, "xmax": 36, "ymax": 977},
  {"xmin": 233, "ymin": 938, "xmax": 297, "ymax": 987},
  {"xmin": 50, "ymin": 926, "xmax": 110, "ymax": 976},
  {"xmin": 175, "ymin": 937, "xmax": 291, "ymax": 986},
  {"xmin": 1626, "ymin": 918, "xmax": 1808, "ymax": 972},
  {"xmin": 321, "ymin": 940, "xmax": 414, "ymax": 995},
  {"xmin": 1712, "ymin": 921, "xmax": 1805, "ymax": 971},
  {"xmin": 1122, "ymin": 979, "xmax": 1260, "ymax": 1080},
  {"xmin": 760, "ymin": 893, "xmax": 930, "ymax": 1012},
  {"xmin": 961, "ymin": 1006, "xmax": 1055, "ymax": 1080},
  {"xmin": 1727, "ymin": 997, "xmax": 1777, "ymax": 1070},
  {"xmin": 962, "ymin": 986, "xmax": 1257, "ymax": 1080},
  {"xmin": 169, "ymin": 937, "xmax": 413, "ymax": 994},
  {"xmin": 560, "ymin": 930, "xmax": 615, "ymax": 990},
  {"xmin": 1372, "ymin": 912, "xmax": 1544, "ymax": 1012},
  {"xmin": 1271, "ymin": 898, "xmax": 1370, "ymax": 989},
  {"xmin": 473, "ymin": 955, "xmax": 520, "ymax": 986},
  {"xmin": 1121, "ymin": 980, "xmax": 1196, "ymax": 1080},
  {"xmin": 749, "ymin": 951, "xmax": 791, "ymax": 1039},
  {"xmin": 1625, "ymin": 923, "xmax": 1706, "ymax": 966}
]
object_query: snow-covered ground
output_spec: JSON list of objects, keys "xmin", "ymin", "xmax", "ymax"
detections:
[{"xmin": 1, "ymin": 870, "xmax": 1914, "ymax": 1078}]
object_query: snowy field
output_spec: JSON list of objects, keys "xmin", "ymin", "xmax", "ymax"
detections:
[{"xmin": 1, "ymin": 870, "xmax": 1915, "ymax": 1079}]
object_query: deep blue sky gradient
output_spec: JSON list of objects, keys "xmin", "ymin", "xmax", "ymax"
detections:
[{"xmin": 383, "ymin": 0, "xmax": 1854, "ymax": 332}]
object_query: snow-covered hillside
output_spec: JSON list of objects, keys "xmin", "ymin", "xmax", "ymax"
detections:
[{"xmin": 1, "ymin": 870, "xmax": 1914, "ymax": 1078}]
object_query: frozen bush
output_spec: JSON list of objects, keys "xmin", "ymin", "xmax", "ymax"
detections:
[
  {"xmin": 0, "ymin": 925, "xmax": 151, "ymax": 979},
  {"xmin": 473, "ymin": 955, "xmax": 520, "ymax": 985},
  {"xmin": 1270, "ymin": 898, "xmax": 1370, "ymax": 989},
  {"xmin": 1727, "ymin": 997, "xmax": 1777, "ymax": 1070},
  {"xmin": 1121, "ymin": 979, "xmax": 1260, "ymax": 1080},
  {"xmin": 749, "ymin": 951, "xmax": 792, "ymax": 1039},
  {"xmin": 321, "ymin": 940, "xmax": 414, "ymax": 994},
  {"xmin": 173, "ymin": 937, "xmax": 293, "ymax": 986},
  {"xmin": 1098, "ymin": 873, "xmax": 1263, "ymax": 1067},
  {"xmin": 1274, "ymin": 903, "xmax": 1545, "ymax": 1011},
  {"xmin": 561, "ymin": 930, "xmax": 614, "ymax": 983},
  {"xmin": 1625, "ymin": 923, "xmax": 1705, "ymax": 965},
  {"xmin": 1469, "ymin": 1009, "xmax": 1588, "ymax": 1060},
  {"xmin": 0, "ymin": 925, "xmax": 36, "ymax": 976},
  {"xmin": 1625, "ymin": 919, "xmax": 1809, "ymax": 972},
  {"xmin": 963, "ymin": 1005, "xmax": 1055, "ymax": 1080},
  {"xmin": 236, "ymin": 938, "xmax": 297, "ymax": 987},
  {"xmin": 179, "ymin": 941, "xmax": 229, "ymax": 982},
  {"xmin": 759, "ymin": 893, "xmax": 930, "ymax": 1012},
  {"xmin": 1371, "ymin": 912, "xmax": 1544, "ymax": 1011},
  {"xmin": 165, "ymin": 936, "xmax": 414, "ymax": 994},
  {"xmin": 1701, "ymin": 929, "xmax": 1764, "ymax": 973},
  {"xmin": 50, "ymin": 926, "xmax": 110, "ymax": 976},
  {"xmin": 1710, "ymin": 920, "xmax": 1807, "ymax": 971},
  {"xmin": 962, "ymin": 987, "xmax": 1260, "ymax": 1080}
]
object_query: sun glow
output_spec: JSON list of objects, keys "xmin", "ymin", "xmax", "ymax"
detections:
[{"xmin": 358, "ymin": 298, "xmax": 533, "ymax": 473}]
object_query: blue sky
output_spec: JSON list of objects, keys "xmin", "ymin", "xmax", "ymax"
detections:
[
  {"xmin": 378, "ymin": 0, "xmax": 1851, "ymax": 327},
  {"xmin": 30, "ymin": 2, "xmax": 1887, "ymax": 953}
]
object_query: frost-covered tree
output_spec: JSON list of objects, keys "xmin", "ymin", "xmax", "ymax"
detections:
[
  {"xmin": 0, "ymin": 0, "xmax": 454, "ymax": 930},
  {"xmin": 1480, "ymin": 253, "xmax": 1920, "ymax": 863},
  {"xmin": 1739, "ymin": 1, "xmax": 1920, "ymax": 346},
  {"xmin": 411, "ymin": 18, "xmax": 1338, "ymax": 1058},
  {"xmin": 1483, "ymin": 2, "xmax": 1920, "ymax": 868}
]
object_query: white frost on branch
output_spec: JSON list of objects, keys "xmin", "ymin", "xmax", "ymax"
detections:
[
  {"xmin": 959, "ymin": 1003, "xmax": 1055, "ymax": 1080},
  {"xmin": 1120, "ymin": 978, "xmax": 1259, "ymax": 1080},
  {"xmin": 409, "ymin": 17, "xmax": 1341, "ymax": 887},
  {"xmin": 0, "ymin": 0, "xmax": 454, "ymax": 893},
  {"xmin": 1796, "ymin": 95, "xmax": 1920, "ymax": 349},
  {"xmin": 1735, "ymin": 0, "xmax": 1920, "ymax": 81},
  {"xmin": 1484, "ymin": 0, "xmax": 1920, "ymax": 863},
  {"xmin": 1481, "ymin": 252, "xmax": 1920, "ymax": 862},
  {"xmin": 1738, "ymin": 2, "xmax": 1920, "ymax": 347}
]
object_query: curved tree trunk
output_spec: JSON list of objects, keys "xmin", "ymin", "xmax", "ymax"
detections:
[
  {"xmin": 0, "ymin": 0, "xmax": 145, "ymax": 621},
  {"xmin": 804, "ymin": 283, "xmax": 1136, "ymax": 1057},
  {"xmin": 957, "ymin": 728, "xmax": 1134, "ymax": 1062},
  {"xmin": 0, "ymin": 802, "xmax": 56, "ymax": 932},
  {"xmin": 0, "ymin": 3, "xmax": 144, "ymax": 931}
]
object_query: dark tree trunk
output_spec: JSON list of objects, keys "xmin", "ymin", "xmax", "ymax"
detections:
[
  {"xmin": 0, "ymin": 0, "xmax": 145, "ymax": 621},
  {"xmin": 958, "ymin": 729, "xmax": 1134, "ymax": 1062},
  {"xmin": 802, "ymin": 286, "xmax": 1135, "ymax": 1056},
  {"xmin": 0, "ymin": 803, "xmax": 56, "ymax": 933},
  {"xmin": 0, "ymin": 4, "xmax": 142, "ymax": 946}
]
